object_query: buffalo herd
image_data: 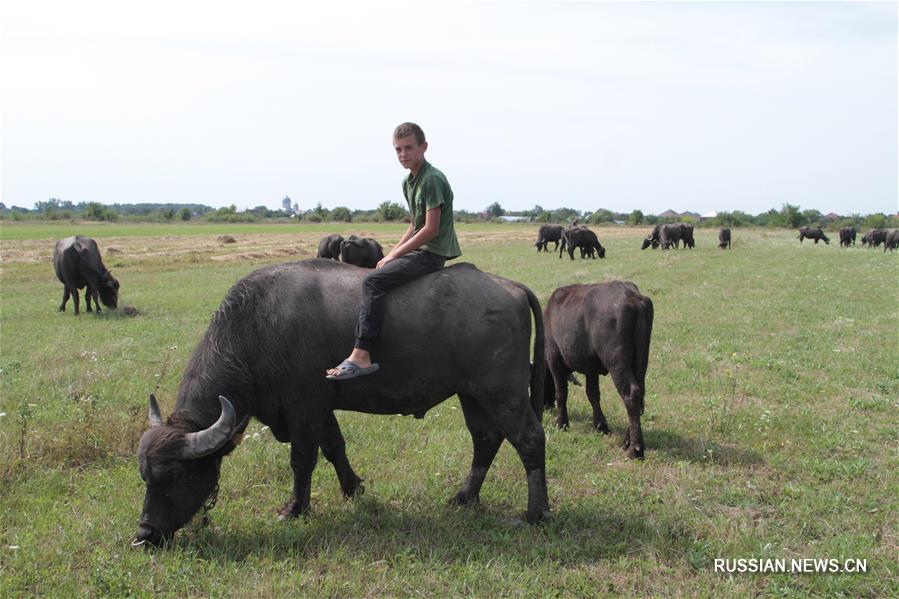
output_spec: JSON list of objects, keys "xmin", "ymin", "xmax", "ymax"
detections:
[{"xmin": 45, "ymin": 221, "xmax": 894, "ymax": 547}]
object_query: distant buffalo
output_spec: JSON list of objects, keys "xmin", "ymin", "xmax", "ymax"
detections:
[
  {"xmin": 718, "ymin": 228, "xmax": 731, "ymax": 249},
  {"xmin": 884, "ymin": 229, "xmax": 899, "ymax": 252},
  {"xmin": 53, "ymin": 236, "xmax": 119, "ymax": 315},
  {"xmin": 316, "ymin": 234, "xmax": 344, "ymax": 260},
  {"xmin": 535, "ymin": 225, "xmax": 563, "ymax": 252},
  {"xmin": 543, "ymin": 281, "xmax": 653, "ymax": 459},
  {"xmin": 798, "ymin": 227, "xmax": 829, "ymax": 245},
  {"xmin": 659, "ymin": 224, "xmax": 683, "ymax": 250},
  {"xmin": 340, "ymin": 235, "xmax": 384, "ymax": 268},
  {"xmin": 679, "ymin": 224, "xmax": 695, "ymax": 249},
  {"xmin": 839, "ymin": 227, "xmax": 856, "ymax": 247},
  {"xmin": 641, "ymin": 225, "xmax": 662, "ymax": 250},
  {"xmin": 559, "ymin": 225, "xmax": 605, "ymax": 260},
  {"xmin": 861, "ymin": 229, "xmax": 887, "ymax": 248}
]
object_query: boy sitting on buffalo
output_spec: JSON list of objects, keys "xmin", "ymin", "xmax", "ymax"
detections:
[{"xmin": 326, "ymin": 122, "xmax": 461, "ymax": 380}]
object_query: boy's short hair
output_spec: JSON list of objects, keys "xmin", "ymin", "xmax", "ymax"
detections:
[{"xmin": 393, "ymin": 122, "xmax": 426, "ymax": 145}]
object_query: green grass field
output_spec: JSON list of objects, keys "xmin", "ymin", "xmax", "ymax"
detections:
[{"xmin": 1, "ymin": 222, "xmax": 896, "ymax": 597}]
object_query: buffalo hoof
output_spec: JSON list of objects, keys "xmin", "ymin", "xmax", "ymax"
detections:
[
  {"xmin": 450, "ymin": 490, "xmax": 480, "ymax": 506},
  {"xmin": 524, "ymin": 508, "xmax": 552, "ymax": 524},
  {"xmin": 555, "ymin": 418, "xmax": 569, "ymax": 430},
  {"xmin": 343, "ymin": 480, "xmax": 365, "ymax": 499},
  {"xmin": 276, "ymin": 498, "xmax": 309, "ymax": 520},
  {"xmin": 623, "ymin": 443, "xmax": 644, "ymax": 460},
  {"xmin": 594, "ymin": 422, "xmax": 610, "ymax": 435}
]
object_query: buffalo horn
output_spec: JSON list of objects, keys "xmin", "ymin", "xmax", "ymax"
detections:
[
  {"xmin": 148, "ymin": 394, "xmax": 163, "ymax": 427},
  {"xmin": 181, "ymin": 396, "xmax": 236, "ymax": 460}
]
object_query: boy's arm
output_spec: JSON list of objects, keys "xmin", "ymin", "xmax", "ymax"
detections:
[{"xmin": 377, "ymin": 207, "xmax": 441, "ymax": 268}]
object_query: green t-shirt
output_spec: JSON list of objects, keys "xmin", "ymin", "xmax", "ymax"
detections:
[{"xmin": 402, "ymin": 161, "xmax": 462, "ymax": 259}]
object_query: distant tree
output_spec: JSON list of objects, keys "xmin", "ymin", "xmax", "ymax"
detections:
[
  {"xmin": 313, "ymin": 202, "xmax": 328, "ymax": 219},
  {"xmin": 862, "ymin": 213, "xmax": 887, "ymax": 229},
  {"xmin": 329, "ymin": 206, "xmax": 352, "ymax": 222},
  {"xmin": 627, "ymin": 210, "xmax": 645, "ymax": 225},
  {"xmin": 375, "ymin": 201, "xmax": 406, "ymax": 222},
  {"xmin": 802, "ymin": 209, "xmax": 822, "ymax": 226},
  {"xmin": 486, "ymin": 202, "xmax": 505, "ymax": 218},
  {"xmin": 590, "ymin": 209, "xmax": 615, "ymax": 224},
  {"xmin": 644, "ymin": 214, "xmax": 658, "ymax": 225},
  {"xmin": 779, "ymin": 203, "xmax": 805, "ymax": 228},
  {"xmin": 180, "ymin": 207, "xmax": 192, "ymax": 221},
  {"xmin": 530, "ymin": 204, "xmax": 544, "ymax": 217}
]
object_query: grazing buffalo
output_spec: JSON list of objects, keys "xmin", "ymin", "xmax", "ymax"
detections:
[
  {"xmin": 535, "ymin": 224, "xmax": 563, "ymax": 252},
  {"xmin": 861, "ymin": 229, "xmax": 887, "ymax": 248},
  {"xmin": 797, "ymin": 227, "xmax": 829, "ymax": 245},
  {"xmin": 679, "ymin": 224, "xmax": 695, "ymax": 249},
  {"xmin": 641, "ymin": 225, "xmax": 662, "ymax": 250},
  {"xmin": 133, "ymin": 260, "xmax": 550, "ymax": 547},
  {"xmin": 838, "ymin": 227, "xmax": 856, "ymax": 247},
  {"xmin": 659, "ymin": 223, "xmax": 683, "ymax": 250},
  {"xmin": 53, "ymin": 236, "xmax": 119, "ymax": 316},
  {"xmin": 884, "ymin": 229, "xmax": 899, "ymax": 252},
  {"xmin": 559, "ymin": 226, "xmax": 605, "ymax": 260},
  {"xmin": 543, "ymin": 281, "xmax": 653, "ymax": 459},
  {"xmin": 316, "ymin": 234, "xmax": 344, "ymax": 260},
  {"xmin": 718, "ymin": 228, "xmax": 731, "ymax": 249},
  {"xmin": 339, "ymin": 235, "xmax": 385, "ymax": 268}
]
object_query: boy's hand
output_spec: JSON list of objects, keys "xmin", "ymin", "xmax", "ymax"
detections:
[{"xmin": 376, "ymin": 255, "xmax": 395, "ymax": 269}]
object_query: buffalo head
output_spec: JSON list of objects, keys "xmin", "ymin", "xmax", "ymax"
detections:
[
  {"xmin": 99, "ymin": 273, "xmax": 120, "ymax": 309},
  {"xmin": 133, "ymin": 395, "xmax": 238, "ymax": 547}
]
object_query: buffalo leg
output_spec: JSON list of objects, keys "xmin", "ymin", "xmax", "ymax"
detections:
[
  {"xmin": 452, "ymin": 395, "xmax": 503, "ymax": 506},
  {"xmin": 610, "ymin": 370, "xmax": 645, "ymax": 459},
  {"xmin": 585, "ymin": 374, "xmax": 610, "ymax": 434},
  {"xmin": 59, "ymin": 287, "xmax": 71, "ymax": 312},
  {"xmin": 547, "ymin": 356, "xmax": 570, "ymax": 429},
  {"xmin": 85, "ymin": 286, "xmax": 102, "ymax": 313},
  {"xmin": 479, "ymin": 393, "xmax": 550, "ymax": 523},
  {"xmin": 320, "ymin": 411, "xmax": 364, "ymax": 498},
  {"xmin": 71, "ymin": 288, "xmax": 81, "ymax": 315},
  {"xmin": 278, "ymin": 436, "xmax": 320, "ymax": 518}
]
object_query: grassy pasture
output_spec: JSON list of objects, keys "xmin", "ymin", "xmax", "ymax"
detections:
[{"xmin": 1, "ymin": 221, "xmax": 896, "ymax": 597}]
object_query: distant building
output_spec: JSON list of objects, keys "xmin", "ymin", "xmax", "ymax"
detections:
[
  {"xmin": 282, "ymin": 196, "xmax": 292, "ymax": 212},
  {"xmin": 658, "ymin": 209, "xmax": 680, "ymax": 219},
  {"xmin": 824, "ymin": 212, "xmax": 840, "ymax": 221},
  {"xmin": 498, "ymin": 215, "xmax": 530, "ymax": 222},
  {"xmin": 700, "ymin": 211, "xmax": 718, "ymax": 221}
]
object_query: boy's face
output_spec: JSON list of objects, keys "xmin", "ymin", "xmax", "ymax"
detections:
[{"xmin": 394, "ymin": 135, "xmax": 427, "ymax": 173}]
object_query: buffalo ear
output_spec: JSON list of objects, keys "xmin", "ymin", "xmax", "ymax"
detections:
[
  {"xmin": 181, "ymin": 396, "xmax": 236, "ymax": 460},
  {"xmin": 148, "ymin": 394, "xmax": 164, "ymax": 427}
]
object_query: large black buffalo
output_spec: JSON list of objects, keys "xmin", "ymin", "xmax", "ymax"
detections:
[
  {"xmin": 559, "ymin": 226, "xmax": 605, "ymax": 260},
  {"xmin": 53, "ymin": 236, "xmax": 119, "ymax": 316},
  {"xmin": 884, "ymin": 229, "xmax": 899, "ymax": 252},
  {"xmin": 535, "ymin": 224, "xmax": 563, "ymax": 252},
  {"xmin": 133, "ymin": 260, "xmax": 549, "ymax": 546},
  {"xmin": 543, "ymin": 281, "xmax": 653, "ymax": 459},
  {"xmin": 838, "ymin": 227, "xmax": 856, "ymax": 247},
  {"xmin": 861, "ymin": 229, "xmax": 887, "ymax": 248},
  {"xmin": 339, "ymin": 235, "xmax": 384, "ymax": 268},
  {"xmin": 718, "ymin": 228, "xmax": 731, "ymax": 249},
  {"xmin": 316, "ymin": 234, "xmax": 344, "ymax": 259},
  {"xmin": 797, "ymin": 227, "xmax": 829, "ymax": 245}
]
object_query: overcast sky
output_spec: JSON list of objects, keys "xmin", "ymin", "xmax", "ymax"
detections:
[{"xmin": 1, "ymin": 1, "xmax": 896, "ymax": 215}]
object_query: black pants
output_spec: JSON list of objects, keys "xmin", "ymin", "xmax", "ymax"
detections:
[{"xmin": 354, "ymin": 250, "xmax": 446, "ymax": 352}]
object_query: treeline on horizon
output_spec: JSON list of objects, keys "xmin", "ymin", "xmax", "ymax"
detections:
[{"xmin": 1, "ymin": 198, "xmax": 896, "ymax": 230}]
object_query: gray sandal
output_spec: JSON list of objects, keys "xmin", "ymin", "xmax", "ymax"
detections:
[{"xmin": 326, "ymin": 359, "xmax": 380, "ymax": 381}]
